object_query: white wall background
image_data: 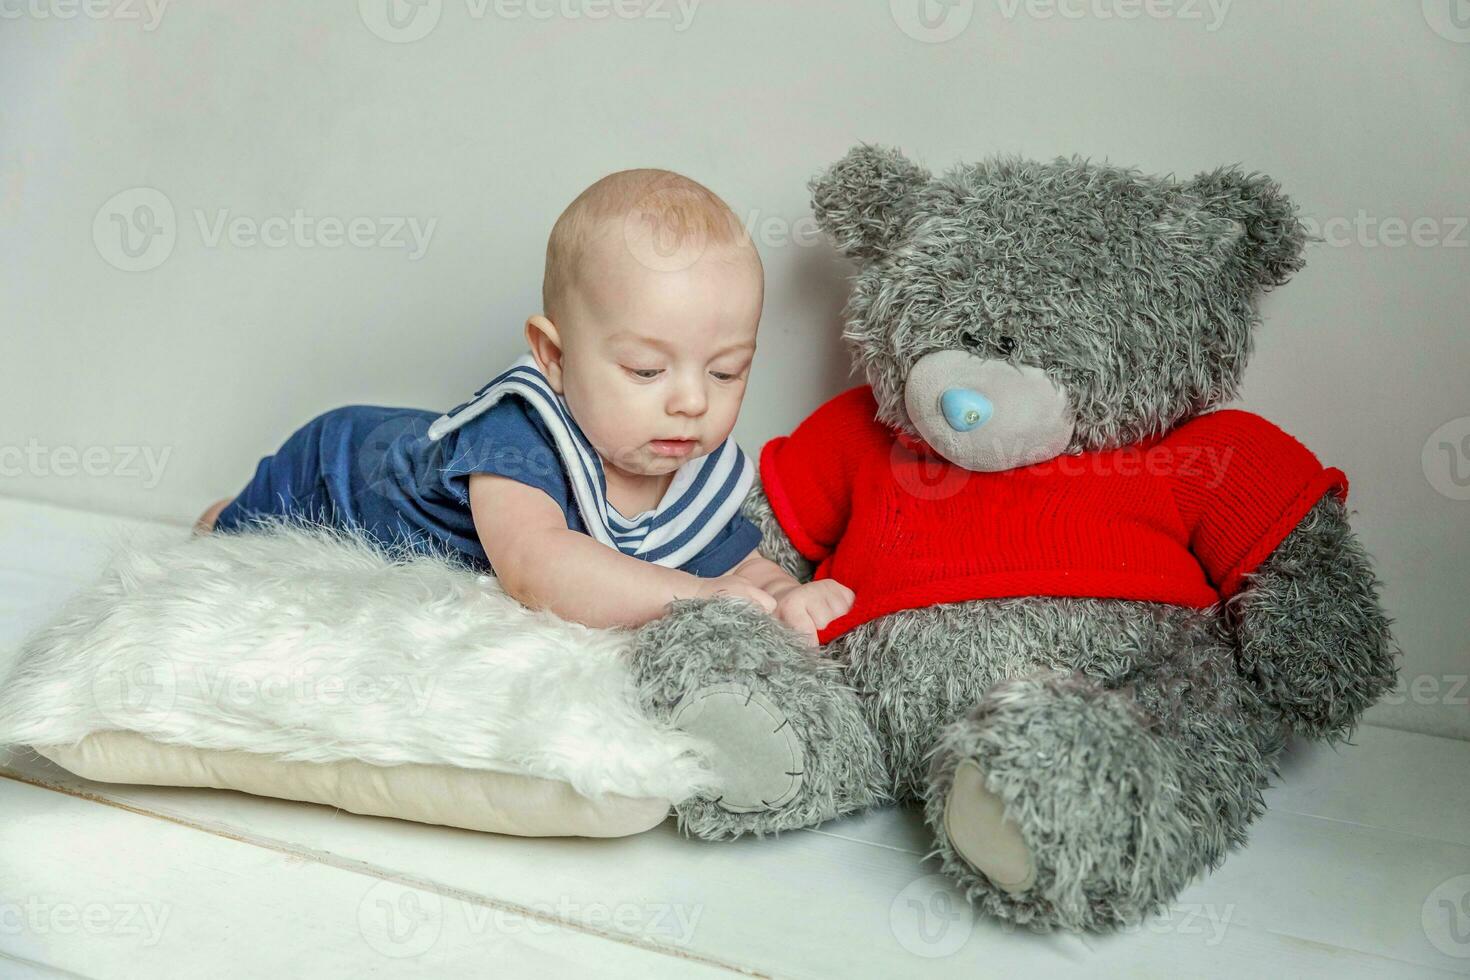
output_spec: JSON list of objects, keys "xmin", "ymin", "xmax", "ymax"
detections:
[{"xmin": 1, "ymin": 0, "xmax": 1466, "ymax": 739}]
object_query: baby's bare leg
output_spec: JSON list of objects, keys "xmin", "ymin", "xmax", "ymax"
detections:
[{"xmin": 193, "ymin": 497, "xmax": 234, "ymax": 535}]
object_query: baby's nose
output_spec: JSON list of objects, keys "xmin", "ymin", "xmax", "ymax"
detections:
[
  {"xmin": 940, "ymin": 387, "xmax": 994, "ymax": 432},
  {"xmin": 669, "ymin": 383, "xmax": 707, "ymax": 414}
]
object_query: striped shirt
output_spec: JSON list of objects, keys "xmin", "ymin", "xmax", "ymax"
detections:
[{"xmin": 428, "ymin": 353, "xmax": 760, "ymax": 571}]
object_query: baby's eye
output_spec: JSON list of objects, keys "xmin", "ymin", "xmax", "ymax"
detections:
[
  {"xmin": 710, "ymin": 371, "xmax": 739, "ymax": 382},
  {"xmin": 626, "ymin": 367, "xmax": 663, "ymax": 380}
]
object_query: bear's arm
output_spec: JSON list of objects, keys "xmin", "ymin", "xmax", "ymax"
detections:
[
  {"xmin": 741, "ymin": 482, "xmax": 816, "ymax": 583},
  {"xmin": 1225, "ymin": 493, "xmax": 1398, "ymax": 741},
  {"xmin": 1167, "ymin": 409, "xmax": 1397, "ymax": 741}
]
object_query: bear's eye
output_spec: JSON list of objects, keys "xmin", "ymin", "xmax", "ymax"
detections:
[{"xmin": 996, "ymin": 335, "xmax": 1018, "ymax": 356}]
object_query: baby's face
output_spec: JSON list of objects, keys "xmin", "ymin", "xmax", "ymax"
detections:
[{"xmin": 551, "ymin": 230, "xmax": 763, "ymax": 482}]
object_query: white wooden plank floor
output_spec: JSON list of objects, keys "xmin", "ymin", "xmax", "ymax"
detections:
[{"xmin": 1, "ymin": 495, "xmax": 1467, "ymax": 978}]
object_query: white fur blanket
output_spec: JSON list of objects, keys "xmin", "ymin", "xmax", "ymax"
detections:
[{"xmin": 0, "ymin": 521, "xmax": 717, "ymax": 803}]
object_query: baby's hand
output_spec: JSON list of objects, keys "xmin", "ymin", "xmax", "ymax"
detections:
[
  {"xmin": 693, "ymin": 574, "xmax": 778, "ymax": 614},
  {"xmin": 775, "ymin": 580, "xmax": 855, "ymax": 647}
]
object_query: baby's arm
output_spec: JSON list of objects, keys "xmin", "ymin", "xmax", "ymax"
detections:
[{"xmin": 469, "ymin": 473, "xmax": 778, "ymax": 629}]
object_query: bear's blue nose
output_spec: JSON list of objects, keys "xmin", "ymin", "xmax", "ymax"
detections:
[{"xmin": 940, "ymin": 387, "xmax": 993, "ymax": 432}]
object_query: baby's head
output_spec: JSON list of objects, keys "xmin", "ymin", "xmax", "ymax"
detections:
[{"xmin": 526, "ymin": 169, "xmax": 763, "ymax": 481}]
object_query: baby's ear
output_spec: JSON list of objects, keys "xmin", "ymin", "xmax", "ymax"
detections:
[
  {"xmin": 1188, "ymin": 165, "xmax": 1309, "ymax": 287},
  {"xmin": 809, "ymin": 143, "xmax": 931, "ymax": 262}
]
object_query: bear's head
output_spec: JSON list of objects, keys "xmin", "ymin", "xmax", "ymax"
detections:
[{"xmin": 809, "ymin": 144, "xmax": 1309, "ymax": 471}]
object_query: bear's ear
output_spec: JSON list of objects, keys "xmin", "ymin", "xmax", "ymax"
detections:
[
  {"xmin": 809, "ymin": 144, "xmax": 931, "ymax": 261},
  {"xmin": 1187, "ymin": 166, "xmax": 1309, "ymax": 287}
]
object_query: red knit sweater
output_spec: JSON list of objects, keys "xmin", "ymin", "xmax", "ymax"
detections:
[{"xmin": 760, "ymin": 386, "xmax": 1348, "ymax": 644}]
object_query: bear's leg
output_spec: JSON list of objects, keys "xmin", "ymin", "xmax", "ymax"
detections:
[
  {"xmin": 924, "ymin": 654, "xmax": 1275, "ymax": 931},
  {"xmin": 628, "ymin": 596, "xmax": 890, "ymax": 840}
]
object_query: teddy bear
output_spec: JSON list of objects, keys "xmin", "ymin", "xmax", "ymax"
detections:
[{"xmin": 627, "ymin": 145, "xmax": 1398, "ymax": 932}]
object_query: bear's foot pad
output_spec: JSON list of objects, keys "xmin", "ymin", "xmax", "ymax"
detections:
[
  {"xmin": 943, "ymin": 760, "xmax": 1035, "ymax": 893},
  {"xmin": 670, "ymin": 682, "xmax": 805, "ymax": 813}
]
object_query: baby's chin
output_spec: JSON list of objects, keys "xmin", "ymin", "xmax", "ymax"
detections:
[
  {"xmin": 641, "ymin": 447, "xmax": 699, "ymax": 472},
  {"xmin": 606, "ymin": 441, "xmax": 707, "ymax": 477}
]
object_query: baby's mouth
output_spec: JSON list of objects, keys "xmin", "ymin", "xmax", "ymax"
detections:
[{"xmin": 649, "ymin": 439, "xmax": 697, "ymax": 458}]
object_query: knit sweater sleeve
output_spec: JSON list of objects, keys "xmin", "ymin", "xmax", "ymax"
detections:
[
  {"xmin": 1167, "ymin": 410, "xmax": 1348, "ymax": 599},
  {"xmin": 758, "ymin": 386, "xmax": 886, "ymax": 563}
]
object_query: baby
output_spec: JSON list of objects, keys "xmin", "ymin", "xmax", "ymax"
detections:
[{"xmin": 196, "ymin": 169, "xmax": 853, "ymax": 644}]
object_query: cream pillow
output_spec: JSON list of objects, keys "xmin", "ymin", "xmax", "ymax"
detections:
[
  {"xmin": 35, "ymin": 731, "xmax": 673, "ymax": 838},
  {"xmin": 1, "ymin": 523, "xmax": 721, "ymax": 840}
]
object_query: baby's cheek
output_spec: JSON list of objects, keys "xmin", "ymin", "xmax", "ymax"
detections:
[{"xmin": 712, "ymin": 390, "xmax": 745, "ymax": 436}]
